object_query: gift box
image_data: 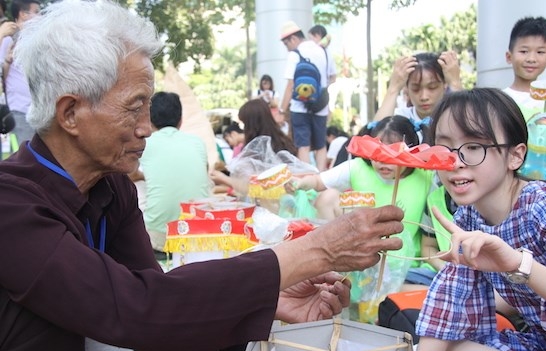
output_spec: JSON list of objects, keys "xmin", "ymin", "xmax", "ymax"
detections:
[
  {"xmin": 246, "ymin": 318, "xmax": 413, "ymax": 351},
  {"xmin": 164, "ymin": 218, "xmax": 255, "ymax": 269}
]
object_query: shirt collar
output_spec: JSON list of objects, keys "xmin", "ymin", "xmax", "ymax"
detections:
[{"xmin": 24, "ymin": 135, "xmax": 114, "ymax": 216}]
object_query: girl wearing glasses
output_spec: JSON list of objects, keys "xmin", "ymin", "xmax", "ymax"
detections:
[{"xmin": 416, "ymin": 88, "xmax": 546, "ymax": 351}]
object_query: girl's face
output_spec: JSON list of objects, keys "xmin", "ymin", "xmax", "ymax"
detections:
[
  {"xmin": 434, "ymin": 109, "xmax": 524, "ymax": 217},
  {"xmin": 372, "ymin": 132, "xmax": 408, "ymax": 180},
  {"xmin": 224, "ymin": 131, "xmax": 239, "ymax": 147},
  {"xmin": 261, "ymin": 80, "xmax": 271, "ymax": 90},
  {"xmin": 371, "ymin": 160, "xmax": 407, "ymax": 181},
  {"xmin": 407, "ymin": 69, "xmax": 447, "ymax": 119}
]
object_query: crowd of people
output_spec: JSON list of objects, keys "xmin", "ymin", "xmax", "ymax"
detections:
[{"xmin": 0, "ymin": 0, "xmax": 546, "ymax": 350}]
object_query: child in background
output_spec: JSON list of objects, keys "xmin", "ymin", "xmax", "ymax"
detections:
[
  {"xmin": 325, "ymin": 126, "xmax": 349, "ymax": 169},
  {"xmin": 239, "ymin": 99, "xmax": 296, "ymax": 155},
  {"xmin": 255, "ymin": 74, "xmax": 290, "ymax": 135},
  {"xmin": 416, "ymin": 88, "xmax": 546, "ymax": 351},
  {"xmin": 503, "ymin": 16, "xmax": 546, "ymax": 121},
  {"xmin": 223, "ymin": 122, "xmax": 245, "ymax": 158},
  {"xmin": 256, "ymin": 74, "xmax": 279, "ymax": 108},
  {"xmin": 210, "ymin": 99, "xmax": 298, "ymax": 197},
  {"xmin": 308, "ymin": 24, "xmax": 336, "ymax": 85},
  {"xmin": 503, "ymin": 17, "xmax": 546, "ymax": 182},
  {"xmin": 308, "ymin": 24, "xmax": 331, "ymax": 48},
  {"xmin": 374, "ymin": 51, "xmax": 462, "ymax": 143}
]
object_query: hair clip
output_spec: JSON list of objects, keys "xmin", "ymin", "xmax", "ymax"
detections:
[
  {"xmin": 411, "ymin": 117, "xmax": 431, "ymax": 131},
  {"xmin": 366, "ymin": 121, "xmax": 379, "ymax": 130}
]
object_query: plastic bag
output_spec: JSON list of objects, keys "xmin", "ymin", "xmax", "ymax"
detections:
[
  {"xmin": 343, "ymin": 238, "xmax": 412, "ymax": 324},
  {"xmin": 228, "ymin": 136, "xmax": 318, "ymax": 185},
  {"xmin": 278, "ymin": 190, "xmax": 318, "ymax": 219}
]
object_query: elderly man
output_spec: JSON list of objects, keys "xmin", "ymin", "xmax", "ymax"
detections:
[{"xmin": 0, "ymin": 1, "xmax": 404, "ymax": 350}]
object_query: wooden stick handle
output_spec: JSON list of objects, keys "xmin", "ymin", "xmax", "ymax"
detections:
[{"xmin": 376, "ymin": 164, "xmax": 402, "ymax": 292}]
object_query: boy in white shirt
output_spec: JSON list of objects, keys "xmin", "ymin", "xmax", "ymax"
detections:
[{"xmin": 503, "ymin": 16, "xmax": 546, "ymax": 121}]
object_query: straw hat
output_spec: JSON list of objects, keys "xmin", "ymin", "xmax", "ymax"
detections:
[{"xmin": 280, "ymin": 20, "xmax": 302, "ymax": 40}]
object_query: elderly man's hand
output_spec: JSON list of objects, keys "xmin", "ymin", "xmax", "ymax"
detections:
[
  {"xmin": 311, "ymin": 205, "xmax": 404, "ymax": 273},
  {"xmin": 273, "ymin": 205, "xmax": 403, "ymax": 291},
  {"xmin": 275, "ymin": 272, "xmax": 350, "ymax": 323}
]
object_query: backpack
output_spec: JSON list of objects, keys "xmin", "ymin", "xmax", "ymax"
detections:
[
  {"xmin": 292, "ymin": 49, "xmax": 328, "ymax": 112},
  {"xmin": 378, "ymin": 290, "xmax": 425, "ymax": 344},
  {"xmin": 378, "ymin": 289, "xmax": 519, "ymax": 345}
]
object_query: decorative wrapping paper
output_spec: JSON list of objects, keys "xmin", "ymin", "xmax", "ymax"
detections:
[
  {"xmin": 256, "ymin": 164, "xmax": 292, "ymax": 189},
  {"xmin": 164, "ymin": 234, "xmax": 254, "ymax": 255},
  {"xmin": 339, "ymin": 191, "xmax": 375, "ymax": 209},
  {"xmin": 248, "ymin": 175, "xmax": 287, "ymax": 200},
  {"xmin": 531, "ymin": 80, "xmax": 546, "ymax": 101},
  {"xmin": 346, "ymin": 135, "xmax": 456, "ymax": 171}
]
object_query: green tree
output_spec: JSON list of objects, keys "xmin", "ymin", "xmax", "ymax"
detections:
[
  {"xmin": 187, "ymin": 43, "xmax": 250, "ymax": 111},
  {"xmin": 313, "ymin": 0, "xmax": 417, "ymax": 121},
  {"xmin": 118, "ymin": 0, "xmax": 254, "ymax": 72},
  {"xmin": 313, "ymin": 0, "xmax": 417, "ymax": 24},
  {"xmin": 23, "ymin": 0, "xmax": 218, "ymax": 70}
]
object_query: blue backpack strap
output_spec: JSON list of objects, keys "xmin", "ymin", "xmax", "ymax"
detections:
[
  {"xmin": 323, "ymin": 47, "xmax": 328, "ymax": 82},
  {"xmin": 293, "ymin": 49, "xmax": 307, "ymax": 62}
]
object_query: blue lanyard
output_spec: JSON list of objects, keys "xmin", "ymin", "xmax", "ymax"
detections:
[{"xmin": 27, "ymin": 142, "xmax": 107, "ymax": 252}]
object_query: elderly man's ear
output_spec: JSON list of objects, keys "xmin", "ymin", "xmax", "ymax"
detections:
[{"xmin": 55, "ymin": 94, "xmax": 82, "ymax": 136}]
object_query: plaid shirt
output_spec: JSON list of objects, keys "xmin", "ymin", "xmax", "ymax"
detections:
[{"xmin": 416, "ymin": 181, "xmax": 546, "ymax": 351}]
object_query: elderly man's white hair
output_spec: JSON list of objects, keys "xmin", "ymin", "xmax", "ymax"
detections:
[{"xmin": 14, "ymin": 0, "xmax": 163, "ymax": 134}]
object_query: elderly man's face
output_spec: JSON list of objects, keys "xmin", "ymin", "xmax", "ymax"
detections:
[{"xmin": 75, "ymin": 52, "xmax": 154, "ymax": 175}]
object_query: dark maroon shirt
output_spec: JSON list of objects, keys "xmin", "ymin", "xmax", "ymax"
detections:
[{"xmin": 0, "ymin": 136, "xmax": 280, "ymax": 351}]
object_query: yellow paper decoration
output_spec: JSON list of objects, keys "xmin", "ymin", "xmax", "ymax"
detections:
[{"xmin": 164, "ymin": 234, "xmax": 254, "ymax": 254}]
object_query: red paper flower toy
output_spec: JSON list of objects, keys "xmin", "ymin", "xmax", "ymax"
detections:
[{"xmin": 346, "ymin": 135, "xmax": 456, "ymax": 171}]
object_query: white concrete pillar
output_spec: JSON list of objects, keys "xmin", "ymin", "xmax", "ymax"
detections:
[
  {"xmin": 477, "ymin": 0, "xmax": 546, "ymax": 87},
  {"xmin": 255, "ymin": 0, "xmax": 313, "ymax": 99}
]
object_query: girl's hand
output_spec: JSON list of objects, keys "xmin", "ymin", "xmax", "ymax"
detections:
[
  {"xmin": 284, "ymin": 177, "xmax": 299, "ymax": 194},
  {"xmin": 285, "ymin": 175, "xmax": 317, "ymax": 193},
  {"xmin": 432, "ymin": 207, "xmax": 521, "ymax": 273},
  {"xmin": 438, "ymin": 51, "xmax": 463, "ymax": 91},
  {"xmin": 388, "ymin": 56, "xmax": 417, "ymax": 92}
]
